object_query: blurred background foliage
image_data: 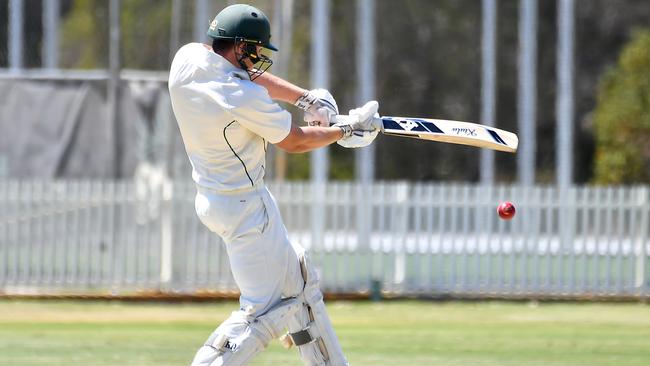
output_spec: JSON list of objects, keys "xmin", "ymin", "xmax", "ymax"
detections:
[
  {"xmin": 593, "ymin": 29, "xmax": 650, "ymax": 184},
  {"xmin": 60, "ymin": 0, "xmax": 108, "ymax": 68},
  {"xmin": 60, "ymin": 0, "xmax": 173, "ymax": 69},
  {"xmin": 2, "ymin": 0, "xmax": 649, "ymax": 183}
]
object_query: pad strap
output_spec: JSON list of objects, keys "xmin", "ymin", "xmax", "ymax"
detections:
[
  {"xmin": 289, "ymin": 320, "xmax": 323, "ymax": 347},
  {"xmin": 289, "ymin": 326, "xmax": 315, "ymax": 346}
]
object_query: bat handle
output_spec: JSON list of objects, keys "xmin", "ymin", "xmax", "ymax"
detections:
[
  {"xmin": 330, "ymin": 114, "xmax": 359, "ymax": 126},
  {"xmin": 330, "ymin": 115, "xmax": 384, "ymax": 131}
]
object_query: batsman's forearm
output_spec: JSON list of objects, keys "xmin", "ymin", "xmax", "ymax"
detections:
[
  {"xmin": 253, "ymin": 71, "xmax": 305, "ymax": 104},
  {"xmin": 293, "ymin": 126, "xmax": 343, "ymax": 153},
  {"xmin": 276, "ymin": 125, "xmax": 343, "ymax": 153}
]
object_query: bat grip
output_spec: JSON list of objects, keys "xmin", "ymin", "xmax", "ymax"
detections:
[
  {"xmin": 330, "ymin": 115, "xmax": 359, "ymax": 126},
  {"xmin": 330, "ymin": 115, "xmax": 384, "ymax": 132}
]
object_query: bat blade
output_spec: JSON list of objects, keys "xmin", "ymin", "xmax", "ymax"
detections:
[{"xmin": 380, "ymin": 116, "xmax": 518, "ymax": 153}]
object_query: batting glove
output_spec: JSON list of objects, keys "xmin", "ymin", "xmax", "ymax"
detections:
[
  {"xmin": 294, "ymin": 89, "xmax": 339, "ymax": 127},
  {"xmin": 336, "ymin": 101, "xmax": 381, "ymax": 148}
]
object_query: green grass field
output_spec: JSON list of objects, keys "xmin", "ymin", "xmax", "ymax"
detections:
[{"xmin": 0, "ymin": 300, "xmax": 649, "ymax": 366}]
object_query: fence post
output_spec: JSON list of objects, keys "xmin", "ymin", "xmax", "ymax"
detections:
[
  {"xmin": 159, "ymin": 181, "xmax": 174, "ymax": 290},
  {"xmin": 9, "ymin": 0, "xmax": 24, "ymax": 73},
  {"xmin": 169, "ymin": 0, "xmax": 182, "ymax": 62},
  {"xmin": 193, "ymin": 0, "xmax": 210, "ymax": 43},
  {"xmin": 0, "ymin": 182, "xmax": 5, "ymax": 287},
  {"xmin": 562, "ymin": 186, "xmax": 577, "ymax": 293},
  {"xmin": 480, "ymin": 0, "xmax": 497, "ymax": 184},
  {"xmin": 311, "ymin": 183, "xmax": 326, "ymax": 252},
  {"xmin": 635, "ymin": 187, "xmax": 648, "ymax": 294},
  {"xmin": 356, "ymin": 181, "xmax": 372, "ymax": 292},
  {"xmin": 108, "ymin": 0, "xmax": 122, "ymax": 177},
  {"xmin": 393, "ymin": 182, "xmax": 409, "ymax": 289},
  {"xmin": 517, "ymin": 0, "xmax": 538, "ymax": 185},
  {"xmin": 42, "ymin": 0, "xmax": 60, "ymax": 69}
]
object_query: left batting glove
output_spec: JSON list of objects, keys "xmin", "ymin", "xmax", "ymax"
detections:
[
  {"xmin": 335, "ymin": 101, "xmax": 381, "ymax": 148},
  {"xmin": 294, "ymin": 88, "xmax": 338, "ymax": 127}
]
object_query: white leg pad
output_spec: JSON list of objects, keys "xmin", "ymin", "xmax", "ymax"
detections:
[
  {"xmin": 191, "ymin": 298, "xmax": 303, "ymax": 366},
  {"xmin": 286, "ymin": 250, "xmax": 349, "ymax": 366}
]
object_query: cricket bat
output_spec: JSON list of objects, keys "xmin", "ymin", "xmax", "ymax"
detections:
[{"xmin": 332, "ymin": 115, "xmax": 519, "ymax": 153}]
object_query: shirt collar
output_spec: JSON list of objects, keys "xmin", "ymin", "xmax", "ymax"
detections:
[{"xmin": 206, "ymin": 46, "xmax": 250, "ymax": 80}]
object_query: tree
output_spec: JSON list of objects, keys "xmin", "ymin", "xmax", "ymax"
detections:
[
  {"xmin": 593, "ymin": 29, "xmax": 650, "ymax": 184},
  {"xmin": 60, "ymin": 0, "xmax": 171, "ymax": 69}
]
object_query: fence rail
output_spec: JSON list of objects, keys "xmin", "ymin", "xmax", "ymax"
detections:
[{"xmin": 1, "ymin": 180, "xmax": 648, "ymax": 298}]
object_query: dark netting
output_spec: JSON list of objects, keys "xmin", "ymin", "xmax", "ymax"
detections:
[{"xmin": 0, "ymin": 79, "xmax": 188, "ymax": 179}]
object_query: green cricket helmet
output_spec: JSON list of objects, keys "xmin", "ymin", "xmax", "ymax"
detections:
[{"xmin": 207, "ymin": 4, "xmax": 278, "ymax": 51}]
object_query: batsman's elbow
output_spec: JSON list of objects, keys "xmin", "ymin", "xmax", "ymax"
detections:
[
  {"xmin": 276, "ymin": 142, "xmax": 309, "ymax": 154},
  {"xmin": 275, "ymin": 125, "xmax": 310, "ymax": 153}
]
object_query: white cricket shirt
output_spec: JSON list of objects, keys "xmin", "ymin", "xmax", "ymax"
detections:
[{"xmin": 169, "ymin": 43, "xmax": 291, "ymax": 192}]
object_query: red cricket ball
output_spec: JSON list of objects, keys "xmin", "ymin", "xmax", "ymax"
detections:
[{"xmin": 497, "ymin": 201, "xmax": 516, "ymax": 220}]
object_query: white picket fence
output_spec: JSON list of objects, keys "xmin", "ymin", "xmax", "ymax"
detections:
[{"xmin": 0, "ymin": 180, "xmax": 648, "ymax": 298}]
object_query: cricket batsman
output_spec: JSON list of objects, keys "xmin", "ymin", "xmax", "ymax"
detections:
[{"xmin": 168, "ymin": 4, "xmax": 379, "ymax": 365}]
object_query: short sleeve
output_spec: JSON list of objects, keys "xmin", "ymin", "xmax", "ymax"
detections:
[{"xmin": 225, "ymin": 81, "xmax": 292, "ymax": 144}]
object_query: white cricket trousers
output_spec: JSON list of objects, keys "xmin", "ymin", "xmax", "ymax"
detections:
[{"xmin": 194, "ymin": 184, "xmax": 304, "ymax": 316}]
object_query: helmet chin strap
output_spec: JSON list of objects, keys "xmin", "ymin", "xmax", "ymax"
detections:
[{"xmin": 234, "ymin": 39, "xmax": 273, "ymax": 81}]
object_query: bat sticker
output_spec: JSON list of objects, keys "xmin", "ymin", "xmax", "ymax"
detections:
[
  {"xmin": 397, "ymin": 119, "xmax": 419, "ymax": 131},
  {"xmin": 452, "ymin": 128, "xmax": 477, "ymax": 136},
  {"xmin": 383, "ymin": 118, "xmax": 432, "ymax": 133},
  {"xmin": 486, "ymin": 128, "xmax": 507, "ymax": 145}
]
